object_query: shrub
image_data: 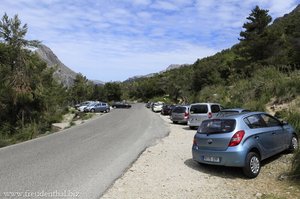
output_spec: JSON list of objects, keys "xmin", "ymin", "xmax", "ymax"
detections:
[{"xmin": 274, "ymin": 109, "xmax": 300, "ymax": 179}]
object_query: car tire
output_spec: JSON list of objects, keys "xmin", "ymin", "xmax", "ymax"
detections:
[
  {"xmin": 288, "ymin": 135, "xmax": 298, "ymax": 152},
  {"xmin": 189, "ymin": 126, "xmax": 197, "ymax": 130},
  {"xmin": 106, "ymin": 108, "xmax": 110, "ymax": 113},
  {"xmin": 173, "ymin": 121, "xmax": 178, "ymax": 124},
  {"xmin": 91, "ymin": 109, "xmax": 95, "ymax": 113},
  {"xmin": 243, "ymin": 152, "xmax": 260, "ymax": 178}
]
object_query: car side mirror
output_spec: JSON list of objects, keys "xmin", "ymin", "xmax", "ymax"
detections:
[{"xmin": 280, "ymin": 120, "xmax": 288, "ymax": 125}]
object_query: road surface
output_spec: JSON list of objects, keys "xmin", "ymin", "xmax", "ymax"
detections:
[{"xmin": 0, "ymin": 103, "xmax": 168, "ymax": 199}]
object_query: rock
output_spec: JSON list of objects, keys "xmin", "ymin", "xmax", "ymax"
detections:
[
  {"xmin": 278, "ymin": 174, "xmax": 289, "ymax": 181},
  {"xmin": 36, "ymin": 44, "xmax": 78, "ymax": 87},
  {"xmin": 51, "ymin": 122, "xmax": 69, "ymax": 132}
]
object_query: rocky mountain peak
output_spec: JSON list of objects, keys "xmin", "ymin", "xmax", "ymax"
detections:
[{"xmin": 35, "ymin": 44, "xmax": 78, "ymax": 87}]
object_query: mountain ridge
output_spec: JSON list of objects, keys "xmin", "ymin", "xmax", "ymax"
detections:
[
  {"xmin": 124, "ymin": 63, "xmax": 191, "ymax": 82},
  {"xmin": 35, "ymin": 44, "xmax": 78, "ymax": 87}
]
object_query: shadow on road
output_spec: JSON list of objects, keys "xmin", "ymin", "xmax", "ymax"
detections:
[
  {"xmin": 182, "ymin": 126, "xmax": 197, "ymax": 131},
  {"xmin": 184, "ymin": 158, "xmax": 246, "ymax": 179}
]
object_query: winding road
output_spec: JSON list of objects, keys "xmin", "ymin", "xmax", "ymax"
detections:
[{"xmin": 0, "ymin": 103, "xmax": 168, "ymax": 199}]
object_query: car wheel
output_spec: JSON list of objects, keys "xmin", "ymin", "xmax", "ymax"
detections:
[
  {"xmin": 106, "ymin": 108, "xmax": 110, "ymax": 113},
  {"xmin": 91, "ymin": 109, "xmax": 95, "ymax": 113},
  {"xmin": 243, "ymin": 152, "xmax": 260, "ymax": 178},
  {"xmin": 288, "ymin": 135, "xmax": 298, "ymax": 152},
  {"xmin": 173, "ymin": 121, "xmax": 178, "ymax": 124}
]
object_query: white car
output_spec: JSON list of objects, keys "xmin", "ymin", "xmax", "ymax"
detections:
[
  {"xmin": 152, "ymin": 102, "xmax": 164, "ymax": 112},
  {"xmin": 188, "ymin": 103, "xmax": 222, "ymax": 129},
  {"xmin": 78, "ymin": 101, "xmax": 98, "ymax": 112}
]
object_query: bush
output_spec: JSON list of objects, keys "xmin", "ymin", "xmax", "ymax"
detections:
[
  {"xmin": 0, "ymin": 138, "xmax": 10, "ymax": 148},
  {"xmin": 274, "ymin": 109, "xmax": 300, "ymax": 179},
  {"xmin": 195, "ymin": 68, "xmax": 300, "ymax": 111}
]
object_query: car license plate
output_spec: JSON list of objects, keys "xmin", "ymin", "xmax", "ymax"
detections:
[{"xmin": 203, "ymin": 156, "xmax": 220, "ymax": 163}]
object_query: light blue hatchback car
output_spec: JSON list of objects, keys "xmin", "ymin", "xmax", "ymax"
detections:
[{"xmin": 192, "ymin": 112, "xmax": 298, "ymax": 178}]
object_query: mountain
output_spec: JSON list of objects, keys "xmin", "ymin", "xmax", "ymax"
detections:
[
  {"xmin": 124, "ymin": 63, "xmax": 191, "ymax": 82},
  {"xmin": 165, "ymin": 64, "xmax": 190, "ymax": 71},
  {"xmin": 91, "ymin": 80, "xmax": 105, "ymax": 85},
  {"xmin": 35, "ymin": 44, "xmax": 78, "ymax": 87}
]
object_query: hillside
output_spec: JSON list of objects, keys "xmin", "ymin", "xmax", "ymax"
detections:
[{"xmin": 35, "ymin": 44, "xmax": 78, "ymax": 87}]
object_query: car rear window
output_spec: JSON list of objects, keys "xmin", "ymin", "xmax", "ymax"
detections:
[
  {"xmin": 198, "ymin": 119, "xmax": 236, "ymax": 134},
  {"xmin": 211, "ymin": 105, "xmax": 220, "ymax": 113},
  {"xmin": 172, "ymin": 106, "xmax": 187, "ymax": 113},
  {"xmin": 190, "ymin": 105, "xmax": 208, "ymax": 114}
]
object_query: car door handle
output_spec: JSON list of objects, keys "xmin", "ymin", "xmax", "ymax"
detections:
[{"xmin": 254, "ymin": 136, "xmax": 259, "ymax": 139}]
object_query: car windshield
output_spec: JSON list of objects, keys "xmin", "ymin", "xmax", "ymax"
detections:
[
  {"xmin": 190, "ymin": 105, "xmax": 208, "ymax": 114},
  {"xmin": 172, "ymin": 107, "xmax": 186, "ymax": 113},
  {"xmin": 198, "ymin": 119, "xmax": 236, "ymax": 134}
]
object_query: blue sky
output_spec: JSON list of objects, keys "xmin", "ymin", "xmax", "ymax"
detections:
[{"xmin": 1, "ymin": 0, "xmax": 299, "ymax": 82}]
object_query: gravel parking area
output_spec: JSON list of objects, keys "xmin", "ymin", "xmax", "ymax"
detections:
[{"xmin": 102, "ymin": 112, "xmax": 300, "ymax": 199}]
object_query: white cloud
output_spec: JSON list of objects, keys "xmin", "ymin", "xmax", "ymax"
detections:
[
  {"xmin": 151, "ymin": 1, "xmax": 179, "ymax": 11},
  {"xmin": 131, "ymin": 0, "xmax": 152, "ymax": 6}
]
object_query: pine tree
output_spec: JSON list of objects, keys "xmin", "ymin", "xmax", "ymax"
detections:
[{"xmin": 238, "ymin": 6, "xmax": 273, "ymax": 62}]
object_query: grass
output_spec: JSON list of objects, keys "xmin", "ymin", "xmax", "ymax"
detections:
[{"xmin": 259, "ymin": 194, "xmax": 287, "ymax": 199}]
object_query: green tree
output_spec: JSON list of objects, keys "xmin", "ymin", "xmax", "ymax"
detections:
[
  {"xmin": 0, "ymin": 13, "xmax": 40, "ymax": 48},
  {"xmin": 104, "ymin": 82, "xmax": 122, "ymax": 101},
  {"xmin": 240, "ymin": 6, "xmax": 272, "ymax": 41},
  {"xmin": 238, "ymin": 6, "xmax": 273, "ymax": 62},
  {"xmin": 92, "ymin": 84, "xmax": 105, "ymax": 101},
  {"xmin": 0, "ymin": 13, "xmax": 66, "ymax": 142},
  {"xmin": 70, "ymin": 74, "xmax": 93, "ymax": 103}
]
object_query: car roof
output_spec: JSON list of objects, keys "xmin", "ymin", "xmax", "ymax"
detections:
[
  {"xmin": 219, "ymin": 111, "xmax": 265, "ymax": 120},
  {"xmin": 220, "ymin": 108, "xmax": 250, "ymax": 112},
  {"xmin": 175, "ymin": 105, "xmax": 189, "ymax": 108},
  {"xmin": 190, "ymin": 103, "xmax": 220, "ymax": 106}
]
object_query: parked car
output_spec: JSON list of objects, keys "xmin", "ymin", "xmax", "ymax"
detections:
[
  {"xmin": 214, "ymin": 108, "xmax": 250, "ymax": 118},
  {"xmin": 152, "ymin": 102, "xmax": 164, "ymax": 112},
  {"xmin": 188, "ymin": 103, "xmax": 222, "ymax": 129},
  {"xmin": 192, "ymin": 112, "xmax": 298, "ymax": 178},
  {"xmin": 170, "ymin": 105, "xmax": 190, "ymax": 124},
  {"xmin": 84, "ymin": 102, "xmax": 110, "ymax": 113},
  {"xmin": 161, "ymin": 104, "xmax": 176, "ymax": 115},
  {"xmin": 111, "ymin": 102, "xmax": 131, "ymax": 108},
  {"xmin": 78, "ymin": 101, "xmax": 98, "ymax": 112},
  {"xmin": 145, "ymin": 102, "xmax": 153, "ymax": 108},
  {"xmin": 75, "ymin": 101, "xmax": 93, "ymax": 109}
]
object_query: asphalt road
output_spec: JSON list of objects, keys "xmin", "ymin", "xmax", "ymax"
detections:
[{"xmin": 0, "ymin": 103, "xmax": 168, "ymax": 199}]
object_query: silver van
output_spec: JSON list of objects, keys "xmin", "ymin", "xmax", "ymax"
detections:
[
  {"xmin": 188, "ymin": 103, "xmax": 222, "ymax": 129},
  {"xmin": 170, "ymin": 105, "xmax": 190, "ymax": 124}
]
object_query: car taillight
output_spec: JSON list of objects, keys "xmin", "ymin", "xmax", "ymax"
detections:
[
  {"xmin": 208, "ymin": 112, "xmax": 212, "ymax": 118},
  {"xmin": 228, "ymin": 130, "xmax": 245, "ymax": 147},
  {"xmin": 184, "ymin": 112, "xmax": 189, "ymax": 119},
  {"xmin": 193, "ymin": 138, "xmax": 197, "ymax": 146}
]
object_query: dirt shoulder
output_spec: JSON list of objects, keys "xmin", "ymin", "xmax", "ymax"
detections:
[{"xmin": 102, "ymin": 112, "xmax": 300, "ymax": 199}]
